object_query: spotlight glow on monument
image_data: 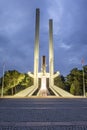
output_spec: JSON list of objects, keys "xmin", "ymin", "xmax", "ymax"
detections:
[
  {"xmin": 41, "ymin": 76, "xmax": 46, "ymax": 90},
  {"xmin": 28, "ymin": 8, "xmax": 60, "ymax": 96},
  {"xmin": 15, "ymin": 8, "xmax": 74, "ymax": 97},
  {"xmin": 40, "ymin": 76, "xmax": 47, "ymax": 96}
]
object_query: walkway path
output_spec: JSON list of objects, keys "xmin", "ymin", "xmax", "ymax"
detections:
[{"xmin": 0, "ymin": 98, "xmax": 87, "ymax": 129}]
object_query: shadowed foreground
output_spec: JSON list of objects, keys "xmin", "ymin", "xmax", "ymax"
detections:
[{"xmin": 0, "ymin": 98, "xmax": 87, "ymax": 129}]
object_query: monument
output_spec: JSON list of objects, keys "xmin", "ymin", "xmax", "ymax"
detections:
[
  {"xmin": 28, "ymin": 8, "xmax": 59, "ymax": 90},
  {"xmin": 15, "ymin": 8, "xmax": 74, "ymax": 97}
]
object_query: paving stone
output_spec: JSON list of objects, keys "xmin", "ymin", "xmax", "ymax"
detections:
[{"xmin": 0, "ymin": 98, "xmax": 87, "ymax": 129}]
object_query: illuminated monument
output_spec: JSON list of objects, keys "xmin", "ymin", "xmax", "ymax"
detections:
[
  {"xmin": 28, "ymin": 8, "xmax": 73, "ymax": 97},
  {"xmin": 29, "ymin": 8, "xmax": 59, "ymax": 89},
  {"xmin": 15, "ymin": 8, "xmax": 74, "ymax": 97}
]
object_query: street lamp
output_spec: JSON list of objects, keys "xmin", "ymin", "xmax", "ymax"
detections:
[
  {"xmin": 82, "ymin": 66, "xmax": 86, "ymax": 97},
  {"xmin": 1, "ymin": 63, "xmax": 5, "ymax": 97},
  {"xmin": 81, "ymin": 58, "xmax": 86, "ymax": 97}
]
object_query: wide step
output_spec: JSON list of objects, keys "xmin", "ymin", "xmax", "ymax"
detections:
[{"xmin": 0, "ymin": 122, "xmax": 87, "ymax": 130}]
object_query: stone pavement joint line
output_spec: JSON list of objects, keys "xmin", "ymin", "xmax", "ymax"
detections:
[{"xmin": 0, "ymin": 121, "xmax": 87, "ymax": 126}]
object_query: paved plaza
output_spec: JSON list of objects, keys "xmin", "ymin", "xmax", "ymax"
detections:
[{"xmin": 0, "ymin": 97, "xmax": 87, "ymax": 129}]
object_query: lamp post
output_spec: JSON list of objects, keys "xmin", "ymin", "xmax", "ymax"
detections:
[
  {"xmin": 82, "ymin": 66, "xmax": 85, "ymax": 97},
  {"xmin": 81, "ymin": 58, "xmax": 86, "ymax": 97},
  {"xmin": 1, "ymin": 63, "xmax": 5, "ymax": 97}
]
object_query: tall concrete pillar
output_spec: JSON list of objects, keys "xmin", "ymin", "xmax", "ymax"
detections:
[
  {"xmin": 49, "ymin": 19, "xmax": 54, "ymax": 87},
  {"xmin": 34, "ymin": 8, "xmax": 40, "ymax": 87}
]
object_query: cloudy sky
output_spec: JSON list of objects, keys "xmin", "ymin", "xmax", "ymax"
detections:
[{"xmin": 0, "ymin": 0, "xmax": 87, "ymax": 76}]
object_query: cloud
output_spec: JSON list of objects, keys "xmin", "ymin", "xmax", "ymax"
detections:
[
  {"xmin": 0, "ymin": 7, "xmax": 30, "ymax": 36},
  {"xmin": 46, "ymin": 0, "xmax": 87, "ymax": 74},
  {"xmin": 0, "ymin": 0, "xmax": 87, "ymax": 76},
  {"xmin": 59, "ymin": 42, "xmax": 72, "ymax": 50}
]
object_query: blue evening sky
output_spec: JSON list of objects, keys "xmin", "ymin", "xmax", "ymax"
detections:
[{"xmin": 0, "ymin": 0, "xmax": 87, "ymax": 76}]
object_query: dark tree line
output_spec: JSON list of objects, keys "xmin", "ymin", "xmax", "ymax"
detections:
[
  {"xmin": 54, "ymin": 65, "xmax": 87, "ymax": 96},
  {"xmin": 0, "ymin": 65, "xmax": 87, "ymax": 96}
]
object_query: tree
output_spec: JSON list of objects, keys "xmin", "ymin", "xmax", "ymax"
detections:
[
  {"xmin": 70, "ymin": 83, "xmax": 75, "ymax": 95},
  {"xmin": 19, "ymin": 73, "xmax": 33, "ymax": 87},
  {"xmin": 65, "ymin": 68, "xmax": 83, "ymax": 95},
  {"xmin": 70, "ymin": 80, "xmax": 82, "ymax": 95},
  {"xmin": 0, "ymin": 70, "xmax": 25, "ymax": 95},
  {"xmin": 54, "ymin": 75, "xmax": 65, "ymax": 90}
]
